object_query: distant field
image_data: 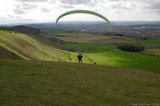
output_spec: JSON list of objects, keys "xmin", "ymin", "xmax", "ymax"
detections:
[
  {"xmin": 0, "ymin": 31, "xmax": 66, "ymax": 61},
  {"xmin": 42, "ymin": 30, "xmax": 67, "ymax": 35},
  {"xmin": 143, "ymin": 49, "xmax": 160, "ymax": 56},
  {"xmin": 42, "ymin": 30, "xmax": 160, "ymax": 73},
  {"xmin": 0, "ymin": 60, "xmax": 160, "ymax": 105},
  {"xmin": 142, "ymin": 39, "xmax": 160, "ymax": 46},
  {"xmin": 65, "ymin": 43, "xmax": 160, "ymax": 73},
  {"xmin": 42, "ymin": 30, "xmax": 104, "ymax": 38},
  {"xmin": 0, "ymin": 30, "xmax": 14, "ymax": 34},
  {"xmin": 142, "ymin": 39, "xmax": 160, "ymax": 56},
  {"xmin": 42, "ymin": 30, "xmax": 133, "ymax": 44}
]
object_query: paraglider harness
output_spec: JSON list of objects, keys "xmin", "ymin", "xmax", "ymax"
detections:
[{"xmin": 77, "ymin": 54, "xmax": 83, "ymax": 63}]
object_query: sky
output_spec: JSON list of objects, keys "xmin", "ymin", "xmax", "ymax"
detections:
[{"xmin": 0, "ymin": 0, "xmax": 160, "ymax": 24}]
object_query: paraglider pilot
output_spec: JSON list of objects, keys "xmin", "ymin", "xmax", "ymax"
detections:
[{"xmin": 77, "ymin": 54, "xmax": 83, "ymax": 63}]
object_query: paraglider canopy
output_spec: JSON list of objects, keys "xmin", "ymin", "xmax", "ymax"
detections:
[{"xmin": 56, "ymin": 10, "xmax": 112, "ymax": 29}]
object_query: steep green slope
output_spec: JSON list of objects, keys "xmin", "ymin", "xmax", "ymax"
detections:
[
  {"xmin": 0, "ymin": 31, "xmax": 66, "ymax": 61},
  {"xmin": 0, "ymin": 60, "xmax": 160, "ymax": 105},
  {"xmin": 0, "ymin": 46, "xmax": 22, "ymax": 59},
  {"xmin": 64, "ymin": 43, "xmax": 160, "ymax": 73}
]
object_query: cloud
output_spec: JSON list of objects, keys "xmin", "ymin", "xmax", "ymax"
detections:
[
  {"xmin": 111, "ymin": 2, "xmax": 135, "ymax": 10},
  {"xmin": 147, "ymin": 2, "xmax": 160, "ymax": 9},
  {"xmin": 141, "ymin": 0, "xmax": 160, "ymax": 14},
  {"xmin": 16, "ymin": 3, "xmax": 37, "ymax": 10},
  {"xmin": 16, "ymin": 0, "xmax": 48, "ymax": 2},
  {"xmin": 109, "ymin": 0, "xmax": 160, "ymax": 15},
  {"xmin": 59, "ymin": 4, "xmax": 74, "ymax": 8},
  {"xmin": 41, "ymin": 7, "xmax": 51, "ymax": 12},
  {"xmin": 59, "ymin": 0, "xmax": 97, "ymax": 5},
  {"xmin": 0, "ymin": 0, "xmax": 160, "ymax": 24},
  {"xmin": 13, "ymin": 3, "xmax": 37, "ymax": 15},
  {"xmin": 109, "ymin": 0, "xmax": 160, "ymax": 9},
  {"xmin": 14, "ymin": 9, "xmax": 25, "ymax": 14}
]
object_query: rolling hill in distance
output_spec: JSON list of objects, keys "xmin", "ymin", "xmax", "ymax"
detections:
[
  {"xmin": 0, "ymin": 26, "xmax": 160, "ymax": 72},
  {"xmin": 0, "ymin": 29, "xmax": 66, "ymax": 61}
]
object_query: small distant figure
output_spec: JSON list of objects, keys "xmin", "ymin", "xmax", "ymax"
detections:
[
  {"xmin": 77, "ymin": 53, "xmax": 83, "ymax": 63},
  {"xmin": 69, "ymin": 57, "xmax": 72, "ymax": 61}
]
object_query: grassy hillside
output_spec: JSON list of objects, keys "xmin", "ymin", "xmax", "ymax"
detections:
[
  {"xmin": 0, "ymin": 29, "xmax": 159, "ymax": 105},
  {"xmin": 0, "ymin": 59, "xmax": 160, "ymax": 105},
  {"xmin": 143, "ymin": 49, "xmax": 160, "ymax": 56},
  {"xmin": 1, "ymin": 29, "xmax": 160, "ymax": 73},
  {"xmin": 42, "ymin": 30, "xmax": 160, "ymax": 73},
  {"xmin": 0, "ymin": 30, "xmax": 66, "ymax": 61},
  {"xmin": 64, "ymin": 43, "xmax": 160, "ymax": 73},
  {"xmin": 0, "ymin": 46, "xmax": 22, "ymax": 59},
  {"xmin": 0, "ymin": 30, "xmax": 13, "ymax": 33}
]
